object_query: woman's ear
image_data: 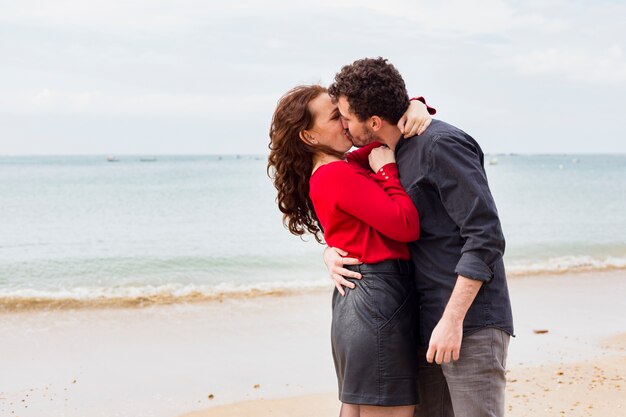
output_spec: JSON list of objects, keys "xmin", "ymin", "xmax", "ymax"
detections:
[{"xmin": 299, "ymin": 130, "xmax": 318, "ymax": 145}]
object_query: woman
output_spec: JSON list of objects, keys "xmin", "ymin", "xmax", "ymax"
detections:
[{"xmin": 268, "ymin": 85, "xmax": 434, "ymax": 417}]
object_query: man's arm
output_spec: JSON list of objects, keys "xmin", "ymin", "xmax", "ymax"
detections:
[
  {"xmin": 323, "ymin": 246, "xmax": 362, "ymax": 296},
  {"xmin": 426, "ymin": 275, "xmax": 481, "ymax": 364},
  {"xmin": 425, "ymin": 134, "xmax": 505, "ymax": 363}
]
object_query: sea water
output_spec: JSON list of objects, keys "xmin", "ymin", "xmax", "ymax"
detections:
[{"xmin": 0, "ymin": 153, "xmax": 624, "ymax": 310}]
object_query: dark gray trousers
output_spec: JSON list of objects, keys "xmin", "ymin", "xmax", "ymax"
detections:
[{"xmin": 414, "ymin": 327, "xmax": 510, "ymax": 417}]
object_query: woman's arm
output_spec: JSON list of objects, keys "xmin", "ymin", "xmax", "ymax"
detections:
[
  {"xmin": 399, "ymin": 97, "xmax": 436, "ymax": 137},
  {"xmin": 346, "ymin": 141, "xmax": 384, "ymax": 169},
  {"xmin": 347, "ymin": 97, "xmax": 436, "ymax": 168},
  {"xmin": 322, "ymin": 161, "xmax": 420, "ymax": 242}
]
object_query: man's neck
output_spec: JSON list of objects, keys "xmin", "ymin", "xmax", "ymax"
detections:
[{"xmin": 376, "ymin": 125, "xmax": 403, "ymax": 151}]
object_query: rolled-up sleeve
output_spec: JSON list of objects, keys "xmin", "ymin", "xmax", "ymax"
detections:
[{"xmin": 428, "ymin": 135, "xmax": 505, "ymax": 282}]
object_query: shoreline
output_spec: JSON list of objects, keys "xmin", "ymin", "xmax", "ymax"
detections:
[
  {"xmin": 2, "ymin": 265, "xmax": 626, "ymax": 313},
  {"xmin": 1, "ymin": 269, "xmax": 625, "ymax": 417}
]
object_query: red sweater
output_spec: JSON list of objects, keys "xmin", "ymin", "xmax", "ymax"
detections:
[{"xmin": 309, "ymin": 142, "xmax": 420, "ymax": 263}]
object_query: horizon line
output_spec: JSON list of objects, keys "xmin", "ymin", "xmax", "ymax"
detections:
[{"xmin": 1, "ymin": 152, "xmax": 626, "ymax": 157}]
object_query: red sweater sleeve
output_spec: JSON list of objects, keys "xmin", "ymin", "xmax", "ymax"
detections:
[
  {"xmin": 410, "ymin": 96, "xmax": 437, "ymax": 115},
  {"xmin": 322, "ymin": 162, "xmax": 420, "ymax": 242},
  {"xmin": 345, "ymin": 142, "xmax": 384, "ymax": 170},
  {"xmin": 345, "ymin": 96, "xmax": 436, "ymax": 170}
]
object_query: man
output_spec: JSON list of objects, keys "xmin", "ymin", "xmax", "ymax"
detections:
[{"xmin": 324, "ymin": 57, "xmax": 514, "ymax": 417}]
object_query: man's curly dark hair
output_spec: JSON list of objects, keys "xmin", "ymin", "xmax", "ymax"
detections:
[{"xmin": 328, "ymin": 57, "xmax": 409, "ymax": 124}]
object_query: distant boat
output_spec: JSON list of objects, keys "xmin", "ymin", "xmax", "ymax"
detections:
[
  {"xmin": 140, "ymin": 157, "xmax": 157, "ymax": 162},
  {"xmin": 106, "ymin": 155, "xmax": 119, "ymax": 162},
  {"xmin": 489, "ymin": 158, "xmax": 499, "ymax": 165},
  {"xmin": 572, "ymin": 158, "xmax": 580, "ymax": 163}
]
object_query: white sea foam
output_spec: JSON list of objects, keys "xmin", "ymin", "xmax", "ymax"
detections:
[
  {"xmin": 507, "ymin": 255, "xmax": 626, "ymax": 276},
  {"xmin": 1, "ymin": 255, "xmax": 625, "ymax": 311},
  {"xmin": 0, "ymin": 279, "xmax": 331, "ymax": 311}
]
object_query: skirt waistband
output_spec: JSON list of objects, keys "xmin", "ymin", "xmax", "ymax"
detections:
[{"xmin": 345, "ymin": 259, "xmax": 413, "ymax": 276}]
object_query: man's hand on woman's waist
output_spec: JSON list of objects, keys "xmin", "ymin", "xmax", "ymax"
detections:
[{"xmin": 323, "ymin": 246, "xmax": 362, "ymax": 296}]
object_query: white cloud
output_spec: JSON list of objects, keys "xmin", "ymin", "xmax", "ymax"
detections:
[
  {"xmin": 0, "ymin": 0, "xmax": 625, "ymax": 154},
  {"xmin": 0, "ymin": 89, "xmax": 279, "ymax": 118},
  {"xmin": 319, "ymin": 0, "xmax": 565, "ymax": 37},
  {"xmin": 509, "ymin": 44, "xmax": 626, "ymax": 85}
]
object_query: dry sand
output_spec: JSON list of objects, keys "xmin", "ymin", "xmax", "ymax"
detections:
[
  {"xmin": 180, "ymin": 334, "xmax": 626, "ymax": 417},
  {"xmin": 176, "ymin": 270, "xmax": 626, "ymax": 417},
  {"xmin": 1, "ymin": 270, "xmax": 625, "ymax": 417}
]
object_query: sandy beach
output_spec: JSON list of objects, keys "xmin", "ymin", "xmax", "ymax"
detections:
[
  {"xmin": 1, "ymin": 270, "xmax": 625, "ymax": 417},
  {"xmin": 178, "ymin": 350, "xmax": 626, "ymax": 417}
]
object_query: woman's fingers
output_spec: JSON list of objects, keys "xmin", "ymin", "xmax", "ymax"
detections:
[
  {"xmin": 404, "ymin": 119, "xmax": 418, "ymax": 137},
  {"xmin": 417, "ymin": 118, "xmax": 432, "ymax": 135},
  {"xmin": 397, "ymin": 114, "xmax": 408, "ymax": 134}
]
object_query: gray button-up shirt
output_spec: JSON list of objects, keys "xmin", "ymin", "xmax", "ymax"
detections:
[{"xmin": 395, "ymin": 120, "xmax": 514, "ymax": 346}]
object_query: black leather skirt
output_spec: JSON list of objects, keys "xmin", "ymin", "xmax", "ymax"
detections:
[{"xmin": 331, "ymin": 259, "xmax": 419, "ymax": 406}]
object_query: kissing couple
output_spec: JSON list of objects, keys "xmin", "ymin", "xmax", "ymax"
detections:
[{"xmin": 268, "ymin": 57, "xmax": 514, "ymax": 417}]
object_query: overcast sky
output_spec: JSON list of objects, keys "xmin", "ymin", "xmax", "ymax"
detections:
[{"xmin": 1, "ymin": 0, "xmax": 625, "ymax": 155}]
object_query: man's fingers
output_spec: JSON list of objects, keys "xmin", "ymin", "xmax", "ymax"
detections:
[
  {"xmin": 332, "ymin": 267, "xmax": 361, "ymax": 279},
  {"xmin": 332, "ymin": 247, "xmax": 349, "ymax": 256},
  {"xmin": 435, "ymin": 348, "xmax": 445, "ymax": 365},
  {"xmin": 341, "ymin": 257, "xmax": 362, "ymax": 266},
  {"xmin": 452, "ymin": 349, "xmax": 460, "ymax": 361},
  {"xmin": 332, "ymin": 273, "xmax": 356, "ymax": 289},
  {"xmin": 334, "ymin": 282, "xmax": 346, "ymax": 297},
  {"xmin": 442, "ymin": 350, "xmax": 451, "ymax": 364},
  {"xmin": 426, "ymin": 345, "xmax": 436, "ymax": 363}
]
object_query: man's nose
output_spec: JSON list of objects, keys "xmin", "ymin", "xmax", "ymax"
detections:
[{"xmin": 341, "ymin": 118, "xmax": 348, "ymax": 129}]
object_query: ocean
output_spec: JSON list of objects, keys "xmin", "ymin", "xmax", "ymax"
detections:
[{"xmin": 1, "ymin": 153, "xmax": 625, "ymax": 311}]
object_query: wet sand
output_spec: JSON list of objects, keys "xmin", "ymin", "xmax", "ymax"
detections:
[{"xmin": 1, "ymin": 270, "xmax": 625, "ymax": 417}]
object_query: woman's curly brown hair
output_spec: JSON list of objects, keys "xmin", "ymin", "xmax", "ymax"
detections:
[
  {"xmin": 267, "ymin": 85, "xmax": 342, "ymax": 243},
  {"xmin": 328, "ymin": 57, "xmax": 409, "ymax": 124}
]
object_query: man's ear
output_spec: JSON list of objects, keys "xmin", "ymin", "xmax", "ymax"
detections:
[
  {"xmin": 369, "ymin": 116, "xmax": 383, "ymax": 132},
  {"xmin": 299, "ymin": 130, "xmax": 318, "ymax": 145}
]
